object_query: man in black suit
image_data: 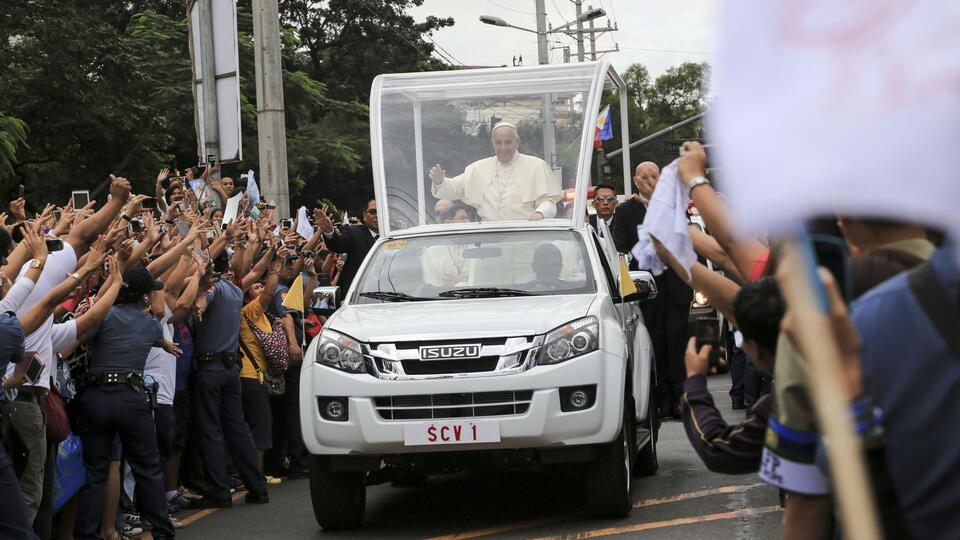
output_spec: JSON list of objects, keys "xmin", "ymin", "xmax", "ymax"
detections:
[
  {"xmin": 612, "ymin": 162, "xmax": 693, "ymax": 419},
  {"xmin": 316, "ymin": 198, "xmax": 379, "ymax": 300},
  {"xmin": 588, "ymin": 183, "xmax": 618, "ymax": 235}
]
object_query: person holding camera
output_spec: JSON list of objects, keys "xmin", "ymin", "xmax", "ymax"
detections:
[
  {"xmin": 190, "ymin": 219, "xmax": 269, "ymax": 509},
  {"xmin": 680, "ymin": 276, "xmax": 785, "ymax": 474}
]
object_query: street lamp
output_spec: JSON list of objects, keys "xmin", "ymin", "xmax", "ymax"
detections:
[{"xmin": 478, "ymin": 7, "xmax": 607, "ymax": 63}]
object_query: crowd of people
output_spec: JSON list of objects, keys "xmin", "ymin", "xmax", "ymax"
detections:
[
  {"xmin": 0, "ymin": 133, "xmax": 956, "ymax": 540},
  {"xmin": 0, "ymin": 166, "xmax": 379, "ymax": 539},
  {"xmin": 627, "ymin": 142, "xmax": 957, "ymax": 539}
]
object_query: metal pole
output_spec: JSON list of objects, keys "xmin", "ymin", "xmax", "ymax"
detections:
[
  {"xmin": 535, "ymin": 0, "xmax": 548, "ymax": 64},
  {"xmin": 534, "ymin": 0, "xmax": 557, "ymax": 168},
  {"xmin": 253, "ymin": 0, "xmax": 291, "ymax": 218},
  {"xmin": 563, "ymin": 46, "xmax": 571, "ymax": 63},
  {"xmin": 198, "ymin": 0, "xmax": 219, "ymax": 166},
  {"xmin": 588, "ymin": 5, "xmax": 597, "ymax": 61},
  {"xmin": 574, "ymin": 0, "xmax": 585, "ymax": 62},
  {"xmin": 606, "ymin": 112, "xmax": 706, "ymax": 159}
]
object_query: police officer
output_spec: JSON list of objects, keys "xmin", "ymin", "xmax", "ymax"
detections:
[
  {"xmin": 191, "ymin": 252, "xmax": 269, "ymax": 507},
  {"xmin": 0, "ymin": 310, "xmax": 39, "ymax": 540},
  {"xmin": 74, "ymin": 267, "xmax": 179, "ymax": 539}
]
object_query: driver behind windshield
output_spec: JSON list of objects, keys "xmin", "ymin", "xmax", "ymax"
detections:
[
  {"xmin": 527, "ymin": 244, "xmax": 565, "ymax": 290},
  {"xmin": 428, "ymin": 122, "xmax": 562, "ymax": 222}
]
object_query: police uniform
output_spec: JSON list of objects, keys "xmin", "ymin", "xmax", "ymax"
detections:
[
  {"xmin": 73, "ymin": 269, "xmax": 175, "ymax": 539},
  {"xmin": 193, "ymin": 275, "xmax": 268, "ymax": 504},
  {"xmin": 0, "ymin": 312, "xmax": 39, "ymax": 540}
]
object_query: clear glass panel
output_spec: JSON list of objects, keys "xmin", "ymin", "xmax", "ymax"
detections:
[
  {"xmin": 353, "ymin": 230, "xmax": 595, "ymax": 303},
  {"xmin": 375, "ymin": 64, "xmax": 605, "ymax": 233}
]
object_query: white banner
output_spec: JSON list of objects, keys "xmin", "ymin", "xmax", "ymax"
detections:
[{"xmin": 712, "ymin": 0, "xmax": 960, "ymax": 241}]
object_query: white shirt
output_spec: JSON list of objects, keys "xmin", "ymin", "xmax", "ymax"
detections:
[
  {"xmin": 7, "ymin": 243, "xmax": 79, "ymax": 390},
  {"xmin": 144, "ymin": 306, "xmax": 176, "ymax": 406},
  {"xmin": 432, "ymin": 152, "xmax": 561, "ymax": 221}
]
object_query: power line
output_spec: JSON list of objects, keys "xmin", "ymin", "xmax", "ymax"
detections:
[
  {"xmin": 550, "ymin": 0, "xmax": 571, "ymax": 24},
  {"xmin": 356, "ymin": 0, "xmax": 463, "ymax": 66},
  {"xmin": 423, "ymin": 34, "xmax": 465, "ymax": 66},
  {"xmin": 485, "ymin": 0, "xmax": 536, "ymax": 15}
]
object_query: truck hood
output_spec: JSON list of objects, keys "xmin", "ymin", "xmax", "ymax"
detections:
[{"xmin": 327, "ymin": 295, "xmax": 596, "ymax": 343}]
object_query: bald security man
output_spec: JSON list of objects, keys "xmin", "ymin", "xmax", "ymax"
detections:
[
  {"xmin": 612, "ymin": 161, "xmax": 693, "ymax": 419},
  {"xmin": 429, "ymin": 122, "xmax": 562, "ymax": 222}
]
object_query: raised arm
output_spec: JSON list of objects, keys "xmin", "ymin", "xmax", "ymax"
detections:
[
  {"xmin": 689, "ymin": 225, "xmax": 746, "ymax": 284},
  {"xmin": 75, "ymin": 257, "xmax": 122, "ymax": 337},
  {"xmin": 170, "ymin": 271, "xmax": 202, "ymax": 325},
  {"xmin": 678, "ymin": 142, "xmax": 769, "ymax": 281},
  {"xmin": 242, "ymin": 243, "xmax": 278, "ymax": 294},
  {"xmin": 655, "ymin": 238, "xmax": 741, "ymax": 325},
  {"xmin": 19, "ymin": 250, "xmax": 106, "ymax": 335},
  {"xmin": 148, "ymin": 223, "xmax": 198, "ymax": 278},
  {"xmin": 66, "ymin": 176, "xmax": 131, "ymax": 257}
]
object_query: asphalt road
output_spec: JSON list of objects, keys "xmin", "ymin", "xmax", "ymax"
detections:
[{"xmin": 177, "ymin": 375, "xmax": 782, "ymax": 539}]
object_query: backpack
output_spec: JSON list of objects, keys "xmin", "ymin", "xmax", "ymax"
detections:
[{"xmin": 241, "ymin": 314, "xmax": 290, "ymax": 395}]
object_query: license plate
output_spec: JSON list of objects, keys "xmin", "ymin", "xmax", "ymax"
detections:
[{"xmin": 403, "ymin": 420, "xmax": 500, "ymax": 446}]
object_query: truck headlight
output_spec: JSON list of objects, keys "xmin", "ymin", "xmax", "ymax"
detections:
[
  {"xmin": 534, "ymin": 316, "xmax": 599, "ymax": 365},
  {"xmin": 315, "ymin": 329, "xmax": 366, "ymax": 373}
]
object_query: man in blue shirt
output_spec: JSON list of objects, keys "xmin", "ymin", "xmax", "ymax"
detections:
[
  {"xmin": 852, "ymin": 246, "xmax": 960, "ymax": 538},
  {"xmin": 192, "ymin": 253, "xmax": 269, "ymax": 507}
]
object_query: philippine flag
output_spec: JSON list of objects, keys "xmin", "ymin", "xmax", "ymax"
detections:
[{"xmin": 594, "ymin": 105, "xmax": 613, "ymax": 149}]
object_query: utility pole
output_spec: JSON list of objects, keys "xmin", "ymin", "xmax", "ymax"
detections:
[
  {"xmin": 573, "ymin": 0, "xmax": 585, "ymax": 62},
  {"xmin": 198, "ymin": 0, "xmax": 219, "ymax": 167},
  {"xmin": 563, "ymin": 46, "xmax": 571, "ymax": 63},
  {"xmin": 588, "ymin": 4, "xmax": 597, "ymax": 60},
  {"xmin": 534, "ymin": 0, "xmax": 549, "ymax": 64},
  {"xmin": 252, "ymin": 0, "xmax": 291, "ymax": 218}
]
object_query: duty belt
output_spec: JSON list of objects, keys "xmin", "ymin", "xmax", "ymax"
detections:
[
  {"xmin": 195, "ymin": 351, "xmax": 240, "ymax": 369},
  {"xmin": 83, "ymin": 371, "xmax": 145, "ymax": 391}
]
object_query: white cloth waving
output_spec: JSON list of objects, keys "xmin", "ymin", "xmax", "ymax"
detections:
[{"xmin": 631, "ymin": 159, "xmax": 696, "ymax": 281}]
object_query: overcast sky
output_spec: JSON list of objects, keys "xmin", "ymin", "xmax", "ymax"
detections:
[{"xmin": 409, "ymin": 0, "xmax": 717, "ymax": 77}]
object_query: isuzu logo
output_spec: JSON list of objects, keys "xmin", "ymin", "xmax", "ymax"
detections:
[{"xmin": 419, "ymin": 344, "xmax": 481, "ymax": 361}]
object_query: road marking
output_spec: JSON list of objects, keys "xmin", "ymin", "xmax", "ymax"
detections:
[
  {"xmin": 429, "ymin": 483, "xmax": 769, "ymax": 540},
  {"xmin": 531, "ymin": 505, "xmax": 783, "ymax": 539},
  {"xmin": 424, "ymin": 519, "xmax": 561, "ymax": 540},
  {"xmin": 177, "ymin": 491, "xmax": 246, "ymax": 527},
  {"xmin": 634, "ymin": 482, "xmax": 766, "ymax": 508}
]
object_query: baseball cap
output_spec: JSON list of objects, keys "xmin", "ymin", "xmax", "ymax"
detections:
[{"xmin": 121, "ymin": 267, "xmax": 164, "ymax": 296}]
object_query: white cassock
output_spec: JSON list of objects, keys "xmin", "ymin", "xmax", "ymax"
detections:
[
  {"xmin": 431, "ymin": 152, "xmax": 562, "ymax": 221},
  {"xmin": 422, "ymin": 245, "xmax": 467, "ymax": 287}
]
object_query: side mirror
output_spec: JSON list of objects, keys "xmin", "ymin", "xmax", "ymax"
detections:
[
  {"xmin": 311, "ymin": 286, "xmax": 340, "ymax": 312},
  {"xmin": 623, "ymin": 270, "xmax": 657, "ymax": 302}
]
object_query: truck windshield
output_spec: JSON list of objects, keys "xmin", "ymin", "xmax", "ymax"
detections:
[{"xmin": 353, "ymin": 230, "xmax": 596, "ymax": 303}]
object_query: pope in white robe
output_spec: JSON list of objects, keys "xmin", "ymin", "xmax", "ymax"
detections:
[{"xmin": 428, "ymin": 122, "xmax": 562, "ymax": 222}]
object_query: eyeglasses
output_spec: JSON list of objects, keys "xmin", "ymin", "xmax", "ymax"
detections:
[
  {"xmin": 365, "ymin": 208, "xmax": 377, "ymax": 215},
  {"xmin": 594, "ymin": 196, "xmax": 617, "ymax": 203}
]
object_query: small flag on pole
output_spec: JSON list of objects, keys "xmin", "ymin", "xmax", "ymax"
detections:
[
  {"xmin": 283, "ymin": 274, "xmax": 305, "ymax": 312},
  {"xmin": 595, "ymin": 105, "xmax": 613, "ymax": 149}
]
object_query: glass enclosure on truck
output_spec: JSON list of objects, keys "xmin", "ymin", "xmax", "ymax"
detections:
[{"xmin": 369, "ymin": 61, "xmax": 632, "ymax": 236}]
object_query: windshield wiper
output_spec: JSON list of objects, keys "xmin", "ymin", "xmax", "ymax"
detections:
[
  {"xmin": 438, "ymin": 287, "xmax": 534, "ymax": 298},
  {"xmin": 359, "ymin": 291, "xmax": 431, "ymax": 302}
]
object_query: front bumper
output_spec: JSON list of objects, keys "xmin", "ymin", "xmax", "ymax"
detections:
[{"xmin": 299, "ymin": 348, "xmax": 625, "ymax": 455}]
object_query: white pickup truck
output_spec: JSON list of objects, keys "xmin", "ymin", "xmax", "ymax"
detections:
[{"xmin": 300, "ymin": 62, "xmax": 659, "ymax": 530}]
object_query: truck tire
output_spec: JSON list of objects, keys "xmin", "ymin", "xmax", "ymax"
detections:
[
  {"xmin": 634, "ymin": 376, "xmax": 659, "ymax": 477},
  {"xmin": 309, "ymin": 456, "xmax": 366, "ymax": 530},
  {"xmin": 585, "ymin": 396, "xmax": 634, "ymax": 518}
]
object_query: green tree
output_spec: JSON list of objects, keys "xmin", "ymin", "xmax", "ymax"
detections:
[
  {"xmin": 0, "ymin": 113, "xmax": 28, "ymax": 179},
  {"xmin": 595, "ymin": 61, "xmax": 710, "ymax": 188}
]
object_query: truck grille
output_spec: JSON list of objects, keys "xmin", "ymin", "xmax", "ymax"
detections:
[
  {"xmin": 374, "ymin": 390, "xmax": 534, "ymax": 420},
  {"xmin": 366, "ymin": 335, "xmax": 538, "ymax": 378}
]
